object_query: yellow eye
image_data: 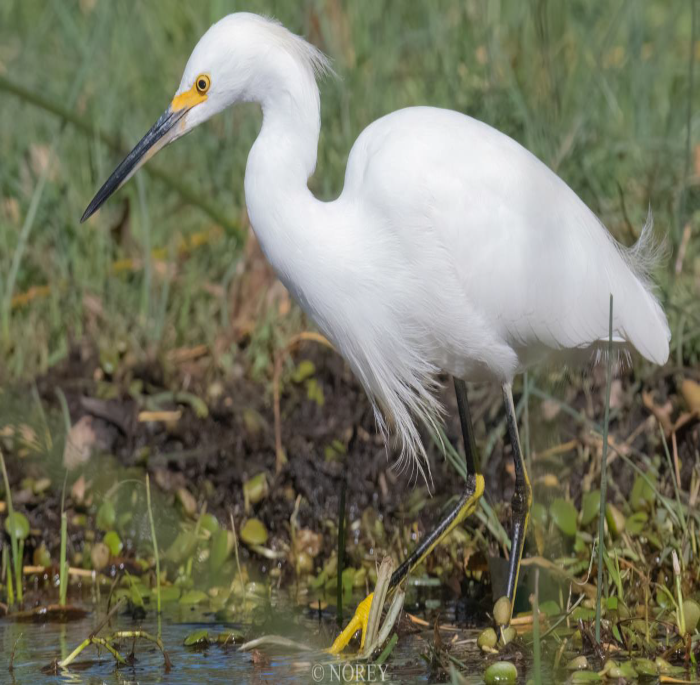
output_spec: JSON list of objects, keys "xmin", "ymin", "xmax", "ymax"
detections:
[{"xmin": 195, "ymin": 74, "xmax": 210, "ymax": 94}]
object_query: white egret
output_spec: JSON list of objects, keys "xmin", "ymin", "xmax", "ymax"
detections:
[{"xmin": 82, "ymin": 13, "xmax": 670, "ymax": 653}]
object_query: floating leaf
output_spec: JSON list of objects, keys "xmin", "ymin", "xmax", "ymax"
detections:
[
  {"xmin": 216, "ymin": 629, "xmax": 244, "ymax": 644},
  {"xmin": 179, "ymin": 590, "xmax": 208, "ymax": 605},
  {"xmin": 483, "ymin": 661, "xmax": 517, "ymax": 684},
  {"xmin": 240, "ymin": 518, "xmax": 268, "ymax": 546},
  {"xmin": 5, "ymin": 511, "xmax": 29, "ymax": 540},
  {"xmin": 580, "ymin": 490, "xmax": 600, "ymax": 526},
  {"xmin": 183, "ymin": 629, "xmax": 210, "ymax": 646},
  {"xmin": 158, "ymin": 586, "xmax": 181, "ymax": 603},
  {"xmin": 550, "ymin": 498, "xmax": 577, "ymax": 537},
  {"xmin": 570, "ymin": 672, "xmax": 601, "ymax": 683},
  {"xmin": 605, "ymin": 660, "xmax": 637, "ymax": 679},
  {"xmin": 103, "ymin": 531, "xmax": 123, "ymax": 556}
]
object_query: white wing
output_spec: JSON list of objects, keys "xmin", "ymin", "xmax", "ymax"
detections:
[{"xmin": 343, "ymin": 106, "xmax": 670, "ymax": 375}]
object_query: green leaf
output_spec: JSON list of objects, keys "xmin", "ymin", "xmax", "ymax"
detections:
[
  {"xmin": 243, "ymin": 473, "xmax": 269, "ymax": 507},
  {"xmin": 572, "ymin": 607, "xmax": 596, "ymax": 621},
  {"xmin": 538, "ymin": 600, "xmax": 560, "ymax": 617},
  {"xmin": 183, "ymin": 628, "xmax": 210, "ymax": 646},
  {"xmin": 96, "ymin": 500, "xmax": 116, "ymax": 531},
  {"xmin": 240, "ymin": 518, "xmax": 268, "ymax": 546},
  {"xmin": 580, "ymin": 490, "xmax": 600, "ymax": 526},
  {"xmin": 179, "ymin": 589, "xmax": 208, "ymax": 605},
  {"xmin": 570, "ymin": 672, "xmax": 601, "ymax": 683},
  {"xmin": 483, "ymin": 661, "xmax": 517, "ymax": 684},
  {"xmin": 630, "ymin": 472, "xmax": 657, "ymax": 511},
  {"xmin": 550, "ymin": 498, "xmax": 578, "ymax": 537},
  {"xmin": 625, "ymin": 511, "xmax": 648, "ymax": 536},
  {"xmin": 209, "ymin": 528, "xmax": 231, "ymax": 573},
  {"xmin": 158, "ymin": 586, "xmax": 181, "ymax": 603},
  {"xmin": 4, "ymin": 511, "xmax": 29, "ymax": 540},
  {"xmin": 605, "ymin": 503, "xmax": 625, "ymax": 537},
  {"xmin": 103, "ymin": 531, "xmax": 123, "ymax": 556},
  {"xmin": 291, "ymin": 360, "xmax": 315, "ymax": 383},
  {"xmin": 305, "ymin": 378, "xmax": 325, "ymax": 406},
  {"xmin": 166, "ymin": 530, "xmax": 198, "ymax": 564},
  {"xmin": 199, "ymin": 513, "xmax": 219, "ymax": 535},
  {"xmin": 216, "ymin": 629, "xmax": 244, "ymax": 644},
  {"xmin": 530, "ymin": 502, "xmax": 548, "ymax": 528}
]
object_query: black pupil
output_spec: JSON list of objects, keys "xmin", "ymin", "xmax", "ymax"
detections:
[{"xmin": 198, "ymin": 79, "xmax": 207, "ymax": 91}]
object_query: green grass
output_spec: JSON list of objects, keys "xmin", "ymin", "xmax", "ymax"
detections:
[
  {"xmin": 0, "ymin": 0, "xmax": 697, "ymax": 380},
  {"xmin": 0, "ymin": 448, "xmax": 22, "ymax": 605}
]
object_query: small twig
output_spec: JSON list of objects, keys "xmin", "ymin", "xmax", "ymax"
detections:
[
  {"xmin": 660, "ymin": 425, "xmax": 688, "ymax": 537},
  {"xmin": 9, "ymin": 634, "xmax": 22, "ymax": 673},
  {"xmin": 111, "ymin": 631, "xmax": 171, "ymax": 670},
  {"xmin": 90, "ymin": 596, "xmax": 126, "ymax": 640},
  {"xmin": 531, "ymin": 569, "xmax": 542, "ymax": 685},
  {"xmin": 337, "ymin": 471, "xmax": 347, "ymax": 628}
]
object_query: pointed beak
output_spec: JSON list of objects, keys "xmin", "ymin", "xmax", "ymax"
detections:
[{"xmin": 81, "ymin": 105, "xmax": 188, "ymax": 223}]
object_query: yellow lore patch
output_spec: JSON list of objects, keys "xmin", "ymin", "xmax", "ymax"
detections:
[{"xmin": 171, "ymin": 79, "xmax": 209, "ymax": 111}]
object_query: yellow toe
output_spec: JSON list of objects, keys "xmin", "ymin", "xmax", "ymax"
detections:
[{"xmin": 328, "ymin": 592, "xmax": 374, "ymax": 654}]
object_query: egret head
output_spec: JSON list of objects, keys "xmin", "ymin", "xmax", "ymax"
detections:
[{"xmin": 81, "ymin": 13, "xmax": 330, "ymax": 222}]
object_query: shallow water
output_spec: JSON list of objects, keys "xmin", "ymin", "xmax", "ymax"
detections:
[{"xmin": 0, "ymin": 599, "xmax": 542, "ymax": 684}]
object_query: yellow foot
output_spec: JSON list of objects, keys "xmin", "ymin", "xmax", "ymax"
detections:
[{"xmin": 327, "ymin": 592, "xmax": 374, "ymax": 654}]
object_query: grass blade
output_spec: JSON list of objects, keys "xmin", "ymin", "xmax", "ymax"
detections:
[
  {"xmin": 595, "ymin": 294, "xmax": 614, "ymax": 643},
  {"xmin": 0, "ymin": 448, "xmax": 22, "ymax": 605},
  {"xmin": 145, "ymin": 475, "xmax": 161, "ymax": 615}
]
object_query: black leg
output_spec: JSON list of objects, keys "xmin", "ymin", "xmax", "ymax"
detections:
[
  {"xmin": 388, "ymin": 377, "xmax": 483, "ymax": 590},
  {"xmin": 502, "ymin": 382, "xmax": 532, "ymax": 612},
  {"xmin": 330, "ymin": 378, "xmax": 486, "ymax": 653}
]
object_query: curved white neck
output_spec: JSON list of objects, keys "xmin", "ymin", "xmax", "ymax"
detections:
[
  {"xmin": 242, "ymin": 57, "xmax": 328, "ymax": 300},
  {"xmin": 244, "ymin": 58, "xmax": 321, "ymax": 198}
]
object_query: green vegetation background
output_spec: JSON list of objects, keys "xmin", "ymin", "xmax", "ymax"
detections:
[{"xmin": 0, "ymin": 0, "xmax": 696, "ymax": 379}]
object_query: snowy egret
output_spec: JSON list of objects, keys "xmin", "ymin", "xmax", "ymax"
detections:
[{"xmin": 82, "ymin": 13, "xmax": 670, "ymax": 653}]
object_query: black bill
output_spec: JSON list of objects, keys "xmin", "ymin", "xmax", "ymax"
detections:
[{"xmin": 81, "ymin": 106, "xmax": 187, "ymax": 222}]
